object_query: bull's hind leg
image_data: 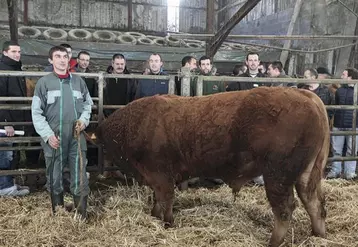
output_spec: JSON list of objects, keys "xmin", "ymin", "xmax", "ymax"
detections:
[
  {"xmin": 264, "ymin": 176, "xmax": 296, "ymax": 247},
  {"xmin": 295, "ymin": 161, "xmax": 326, "ymax": 237}
]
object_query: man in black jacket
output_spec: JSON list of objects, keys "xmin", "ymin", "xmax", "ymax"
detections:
[
  {"xmin": 76, "ymin": 51, "xmax": 97, "ymax": 97},
  {"xmin": 104, "ymin": 53, "xmax": 136, "ymax": 117},
  {"xmin": 0, "ymin": 41, "xmax": 30, "ymax": 196},
  {"xmin": 226, "ymin": 52, "xmax": 266, "ymax": 91}
]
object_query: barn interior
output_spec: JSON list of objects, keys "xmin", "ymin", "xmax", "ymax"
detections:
[{"xmin": 0, "ymin": 0, "xmax": 358, "ymax": 246}]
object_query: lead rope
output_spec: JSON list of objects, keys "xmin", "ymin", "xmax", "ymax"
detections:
[{"xmin": 74, "ymin": 120, "xmax": 84, "ymax": 217}]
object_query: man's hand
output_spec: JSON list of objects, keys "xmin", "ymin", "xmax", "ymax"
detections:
[
  {"xmin": 4, "ymin": 126, "xmax": 14, "ymax": 137},
  {"xmin": 75, "ymin": 120, "xmax": 85, "ymax": 132},
  {"xmin": 48, "ymin": 135, "xmax": 60, "ymax": 149}
]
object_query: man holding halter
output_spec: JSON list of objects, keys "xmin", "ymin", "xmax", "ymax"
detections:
[{"xmin": 31, "ymin": 45, "xmax": 93, "ymax": 219}]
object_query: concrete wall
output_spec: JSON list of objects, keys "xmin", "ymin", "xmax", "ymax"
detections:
[{"xmin": 0, "ymin": 0, "xmax": 167, "ymax": 32}]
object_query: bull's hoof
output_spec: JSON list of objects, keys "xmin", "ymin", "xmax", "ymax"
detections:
[{"xmin": 164, "ymin": 222, "xmax": 173, "ymax": 229}]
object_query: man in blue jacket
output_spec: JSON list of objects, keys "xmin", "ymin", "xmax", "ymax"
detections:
[
  {"xmin": 328, "ymin": 68, "xmax": 358, "ymax": 180},
  {"xmin": 135, "ymin": 53, "xmax": 169, "ymax": 99}
]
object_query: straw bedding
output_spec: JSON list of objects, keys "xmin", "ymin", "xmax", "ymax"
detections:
[{"xmin": 0, "ymin": 179, "xmax": 357, "ymax": 247}]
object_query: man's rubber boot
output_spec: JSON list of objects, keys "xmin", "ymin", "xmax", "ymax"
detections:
[
  {"xmin": 51, "ymin": 192, "xmax": 64, "ymax": 213},
  {"xmin": 73, "ymin": 195, "xmax": 88, "ymax": 220}
]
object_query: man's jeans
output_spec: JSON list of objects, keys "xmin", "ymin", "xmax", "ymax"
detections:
[
  {"xmin": 0, "ymin": 133, "xmax": 13, "ymax": 190},
  {"xmin": 331, "ymin": 127, "xmax": 358, "ymax": 175}
]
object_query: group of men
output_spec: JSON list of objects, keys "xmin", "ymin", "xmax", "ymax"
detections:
[{"xmin": 1, "ymin": 40, "xmax": 358, "ymax": 220}]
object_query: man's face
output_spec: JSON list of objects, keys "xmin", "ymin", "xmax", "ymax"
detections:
[
  {"xmin": 77, "ymin": 54, "xmax": 90, "ymax": 70},
  {"xmin": 267, "ymin": 65, "xmax": 280, "ymax": 78},
  {"xmin": 246, "ymin": 54, "xmax": 260, "ymax": 71},
  {"xmin": 341, "ymin": 70, "xmax": 350, "ymax": 80},
  {"xmin": 3, "ymin": 45, "xmax": 21, "ymax": 62},
  {"xmin": 199, "ymin": 59, "xmax": 212, "ymax": 74},
  {"xmin": 112, "ymin": 58, "xmax": 126, "ymax": 74},
  {"xmin": 49, "ymin": 50, "xmax": 69, "ymax": 74},
  {"xmin": 188, "ymin": 58, "xmax": 197, "ymax": 71},
  {"xmin": 65, "ymin": 48, "xmax": 72, "ymax": 60},
  {"xmin": 304, "ymin": 70, "xmax": 315, "ymax": 80},
  {"xmin": 148, "ymin": 54, "xmax": 163, "ymax": 74},
  {"xmin": 317, "ymin": 74, "xmax": 329, "ymax": 80}
]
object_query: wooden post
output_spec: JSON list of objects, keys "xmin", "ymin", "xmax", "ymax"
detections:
[
  {"xmin": 168, "ymin": 76, "xmax": 175, "ymax": 95},
  {"xmin": 181, "ymin": 67, "xmax": 191, "ymax": 96},
  {"xmin": 7, "ymin": 0, "xmax": 19, "ymax": 42},
  {"xmin": 128, "ymin": 0, "xmax": 133, "ymax": 30},
  {"xmin": 279, "ymin": 0, "xmax": 304, "ymax": 67},
  {"xmin": 23, "ymin": 0, "xmax": 28, "ymax": 25},
  {"xmin": 206, "ymin": 0, "xmax": 261, "ymax": 59},
  {"xmin": 206, "ymin": 0, "xmax": 215, "ymax": 34}
]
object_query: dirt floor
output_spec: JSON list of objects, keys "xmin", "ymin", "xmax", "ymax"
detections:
[{"xmin": 0, "ymin": 176, "xmax": 357, "ymax": 247}]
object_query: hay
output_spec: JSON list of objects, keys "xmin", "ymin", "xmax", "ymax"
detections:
[{"xmin": 0, "ymin": 179, "xmax": 357, "ymax": 247}]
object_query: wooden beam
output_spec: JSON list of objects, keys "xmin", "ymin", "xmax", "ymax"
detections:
[
  {"xmin": 206, "ymin": 0, "xmax": 215, "ymax": 34},
  {"xmin": 205, "ymin": 0, "xmax": 261, "ymax": 58},
  {"xmin": 7, "ymin": 0, "xmax": 19, "ymax": 42},
  {"xmin": 279, "ymin": 0, "xmax": 304, "ymax": 67},
  {"xmin": 23, "ymin": 0, "xmax": 28, "ymax": 25},
  {"xmin": 128, "ymin": 0, "xmax": 133, "ymax": 30}
]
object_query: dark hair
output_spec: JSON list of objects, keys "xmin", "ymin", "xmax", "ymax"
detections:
[
  {"xmin": 2, "ymin": 40, "xmax": 20, "ymax": 52},
  {"xmin": 77, "ymin": 50, "xmax": 90, "ymax": 59},
  {"xmin": 316, "ymin": 67, "xmax": 331, "ymax": 75},
  {"xmin": 59, "ymin": 43, "xmax": 72, "ymax": 49},
  {"xmin": 149, "ymin": 53, "xmax": 162, "ymax": 62},
  {"xmin": 245, "ymin": 52, "xmax": 260, "ymax": 61},
  {"xmin": 199, "ymin": 55, "xmax": 211, "ymax": 66},
  {"xmin": 346, "ymin": 68, "xmax": 358, "ymax": 79},
  {"xmin": 181, "ymin": 56, "xmax": 195, "ymax": 67},
  {"xmin": 305, "ymin": 68, "xmax": 318, "ymax": 79},
  {"xmin": 232, "ymin": 64, "xmax": 247, "ymax": 76},
  {"xmin": 112, "ymin": 53, "xmax": 126, "ymax": 61},
  {"xmin": 269, "ymin": 61, "xmax": 283, "ymax": 72},
  {"xmin": 48, "ymin": 46, "xmax": 68, "ymax": 59}
]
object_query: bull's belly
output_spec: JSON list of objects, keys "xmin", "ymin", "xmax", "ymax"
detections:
[{"xmin": 172, "ymin": 152, "xmax": 259, "ymax": 182}]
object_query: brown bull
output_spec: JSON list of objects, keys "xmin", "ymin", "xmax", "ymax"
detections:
[{"xmin": 96, "ymin": 87, "xmax": 330, "ymax": 247}]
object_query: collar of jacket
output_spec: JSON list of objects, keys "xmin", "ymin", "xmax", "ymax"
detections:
[
  {"xmin": 148, "ymin": 70, "xmax": 166, "ymax": 75},
  {"xmin": 75, "ymin": 65, "xmax": 91, "ymax": 73},
  {"xmin": 1, "ymin": 55, "xmax": 22, "ymax": 70}
]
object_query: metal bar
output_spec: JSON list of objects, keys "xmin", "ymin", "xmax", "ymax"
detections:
[
  {"xmin": 0, "ymin": 121, "xmax": 33, "ymax": 125},
  {"xmin": 0, "ymin": 121, "xmax": 99, "ymax": 126},
  {"xmin": 1, "ymin": 71, "xmax": 358, "ymax": 85},
  {"xmin": 168, "ymin": 75, "xmax": 176, "ymax": 95},
  {"xmin": 0, "ymin": 137, "xmax": 41, "ymax": 143},
  {"xmin": 326, "ymin": 105, "xmax": 358, "ymax": 110},
  {"xmin": 0, "ymin": 146, "xmax": 42, "ymax": 151},
  {"xmin": 0, "ymin": 71, "xmax": 171, "ymax": 80},
  {"xmin": 327, "ymin": 156, "xmax": 358, "ymax": 162},
  {"xmin": 97, "ymin": 72, "xmax": 104, "ymax": 175},
  {"xmin": 331, "ymin": 131, "xmax": 358, "ymax": 136},
  {"xmin": 0, "ymin": 97, "xmax": 32, "ymax": 101},
  {"xmin": 169, "ymin": 34, "xmax": 358, "ymax": 40},
  {"xmin": 0, "ymin": 165, "xmax": 121, "ymax": 176},
  {"xmin": 0, "ymin": 97, "xmax": 99, "ymax": 101},
  {"xmin": 196, "ymin": 76, "xmax": 204, "ymax": 96},
  {"xmin": 353, "ymin": 82, "xmax": 358, "ymax": 158}
]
